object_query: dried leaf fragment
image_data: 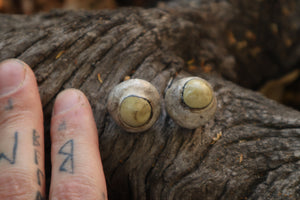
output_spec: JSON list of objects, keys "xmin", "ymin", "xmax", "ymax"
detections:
[
  {"xmin": 227, "ymin": 31, "xmax": 237, "ymax": 45},
  {"xmin": 97, "ymin": 73, "xmax": 103, "ymax": 84},
  {"xmin": 284, "ymin": 38, "xmax": 293, "ymax": 47},
  {"xmin": 202, "ymin": 64, "xmax": 212, "ymax": 73},
  {"xmin": 188, "ymin": 65, "xmax": 197, "ymax": 71},
  {"xmin": 124, "ymin": 76, "xmax": 131, "ymax": 81},
  {"xmin": 187, "ymin": 59, "xmax": 195, "ymax": 65},
  {"xmin": 211, "ymin": 132, "xmax": 222, "ymax": 144},
  {"xmin": 245, "ymin": 30, "xmax": 256, "ymax": 41},
  {"xmin": 281, "ymin": 7, "xmax": 291, "ymax": 16},
  {"xmin": 270, "ymin": 23, "xmax": 279, "ymax": 35},
  {"xmin": 236, "ymin": 41, "xmax": 248, "ymax": 50},
  {"xmin": 239, "ymin": 154, "xmax": 243, "ymax": 163},
  {"xmin": 56, "ymin": 50, "xmax": 65, "ymax": 59},
  {"xmin": 249, "ymin": 47, "xmax": 262, "ymax": 57}
]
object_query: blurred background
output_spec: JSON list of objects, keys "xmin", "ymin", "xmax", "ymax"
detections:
[{"xmin": 0, "ymin": 0, "xmax": 166, "ymax": 14}]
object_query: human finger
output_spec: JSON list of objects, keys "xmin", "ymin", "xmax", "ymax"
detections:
[
  {"xmin": 50, "ymin": 89, "xmax": 107, "ymax": 200},
  {"xmin": 0, "ymin": 59, "xmax": 45, "ymax": 199}
]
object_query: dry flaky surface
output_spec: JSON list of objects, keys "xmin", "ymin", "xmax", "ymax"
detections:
[{"xmin": 0, "ymin": 0, "xmax": 300, "ymax": 199}]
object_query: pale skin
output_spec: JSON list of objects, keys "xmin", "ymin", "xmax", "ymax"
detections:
[{"xmin": 0, "ymin": 59, "xmax": 107, "ymax": 200}]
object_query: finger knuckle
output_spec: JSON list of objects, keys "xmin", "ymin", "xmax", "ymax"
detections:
[
  {"xmin": 0, "ymin": 170, "xmax": 36, "ymax": 199},
  {"xmin": 0, "ymin": 110, "xmax": 29, "ymax": 129},
  {"xmin": 51, "ymin": 178, "xmax": 99, "ymax": 200}
]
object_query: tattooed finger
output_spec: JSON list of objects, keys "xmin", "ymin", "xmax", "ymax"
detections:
[
  {"xmin": 50, "ymin": 89, "xmax": 107, "ymax": 200},
  {"xmin": 0, "ymin": 59, "xmax": 45, "ymax": 199}
]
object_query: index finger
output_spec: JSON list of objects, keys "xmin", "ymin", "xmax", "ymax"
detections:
[
  {"xmin": 49, "ymin": 89, "xmax": 107, "ymax": 200},
  {"xmin": 0, "ymin": 59, "xmax": 45, "ymax": 199}
]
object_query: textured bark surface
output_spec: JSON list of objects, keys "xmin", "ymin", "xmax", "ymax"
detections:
[{"xmin": 0, "ymin": 1, "xmax": 300, "ymax": 199}]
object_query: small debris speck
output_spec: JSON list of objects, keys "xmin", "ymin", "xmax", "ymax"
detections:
[
  {"xmin": 227, "ymin": 31, "xmax": 237, "ymax": 45},
  {"xmin": 124, "ymin": 76, "xmax": 130, "ymax": 81},
  {"xmin": 187, "ymin": 59, "xmax": 195, "ymax": 65},
  {"xmin": 236, "ymin": 41, "xmax": 247, "ymax": 50},
  {"xmin": 188, "ymin": 65, "xmax": 197, "ymax": 71},
  {"xmin": 270, "ymin": 23, "xmax": 278, "ymax": 35},
  {"xmin": 56, "ymin": 50, "xmax": 65, "ymax": 59},
  {"xmin": 97, "ymin": 73, "xmax": 103, "ymax": 84},
  {"xmin": 245, "ymin": 30, "xmax": 256, "ymax": 41},
  {"xmin": 211, "ymin": 132, "xmax": 222, "ymax": 144}
]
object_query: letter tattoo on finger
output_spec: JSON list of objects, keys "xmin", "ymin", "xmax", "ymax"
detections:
[
  {"xmin": 0, "ymin": 131, "xmax": 18, "ymax": 164},
  {"xmin": 4, "ymin": 99, "xmax": 13, "ymax": 110},
  {"xmin": 58, "ymin": 139, "xmax": 74, "ymax": 174}
]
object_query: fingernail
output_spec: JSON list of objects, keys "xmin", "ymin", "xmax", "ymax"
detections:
[
  {"xmin": 53, "ymin": 89, "xmax": 84, "ymax": 116},
  {"xmin": 0, "ymin": 59, "xmax": 26, "ymax": 96}
]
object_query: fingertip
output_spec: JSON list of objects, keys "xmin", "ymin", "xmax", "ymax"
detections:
[
  {"xmin": 0, "ymin": 58, "xmax": 28, "ymax": 67},
  {"xmin": 0, "ymin": 59, "xmax": 27, "ymax": 97},
  {"xmin": 52, "ymin": 89, "xmax": 90, "ymax": 116}
]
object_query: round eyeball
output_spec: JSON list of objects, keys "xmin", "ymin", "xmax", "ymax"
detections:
[
  {"xmin": 107, "ymin": 79, "xmax": 161, "ymax": 132},
  {"xmin": 165, "ymin": 77, "xmax": 217, "ymax": 129}
]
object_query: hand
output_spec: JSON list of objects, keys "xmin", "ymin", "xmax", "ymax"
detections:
[{"xmin": 0, "ymin": 59, "xmax": 107, "ymax": 199}]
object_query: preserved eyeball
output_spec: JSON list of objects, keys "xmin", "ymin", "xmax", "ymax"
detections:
[
  {"xmin": 107, "ymin": 79, "xmax": 161, "ymax": 132},
  {"xmin": 165, "ymin": 77, "xmax": 217, "ymax": 129}
]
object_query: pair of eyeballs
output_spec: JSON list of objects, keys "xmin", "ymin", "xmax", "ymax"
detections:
[{"xmin": 107, "ymin": 77, "xmax": 217, "ymax": 132}]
